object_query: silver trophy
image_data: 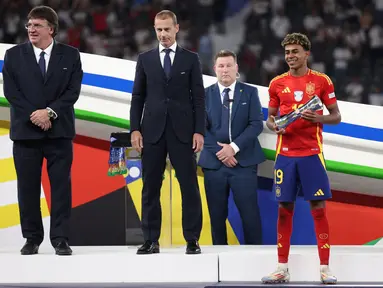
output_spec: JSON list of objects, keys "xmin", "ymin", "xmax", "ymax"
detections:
[{"xmin": 274, "ymin": 95, "xmax": 323, "ymax": 129}]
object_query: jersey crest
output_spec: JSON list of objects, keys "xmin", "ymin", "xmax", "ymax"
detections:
[{"xmin": 306, "ymin": 82, "xmax": 315, "ymax": 96}]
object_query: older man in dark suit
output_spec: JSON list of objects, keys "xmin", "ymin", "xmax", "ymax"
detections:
[
  {"xmin": 2, "ymin": 6, "xmax": 83, "ymax": 255},
  {"xmin": 130, "ymin": 10, "xmax": 205, "ymax": 255}
]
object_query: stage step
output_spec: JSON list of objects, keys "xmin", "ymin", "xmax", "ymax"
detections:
[
  {"xmin": 0, "ymin": 245, "xmax": 218, "ymax": 283},
  {"xmin": 1, "ymin": 283, "xmax": 383, "ymax": 288},
  {"xmin": 208, "ymin": 283, "xmax": 383, "ymax": 288},
  {"xmin": 0, "ymin": 284, "xmax": 210, "ymax": 288},
  {"xmin": 0, "ymin": 245, "xmax": 382, "ymax": 284},
  {"xmin": 218, "ymin": 245, "xmax": 383, "ymax": 283}
]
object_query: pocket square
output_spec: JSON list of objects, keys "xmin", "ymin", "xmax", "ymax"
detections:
[
  {"xmin": 181, "ymin": 71, "xmax": 185, "ymax": 74},
  {"xmin": 63, "ymin": 68, "xmax": 67, "ymax": 70},
  {"xmin": 241, "ymin": 102, "xmax": 247, "ymax": 105}
]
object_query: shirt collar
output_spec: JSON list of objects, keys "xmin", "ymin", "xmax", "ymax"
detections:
[
  {"xmin": 32, "ymin": 40, "xmax": 54, "ymax": 57},
  {"xmin": 218, "ymin": 81, "xmax": 237, "ymax": 95},
  {"xmin": 159, "ymin": 41, "xmax": 177, "ymax": 53}
]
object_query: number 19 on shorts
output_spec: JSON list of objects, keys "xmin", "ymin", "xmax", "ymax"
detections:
[{"xmin": 274, "ymin": 169, "xmax": 283, "ymax": 184}]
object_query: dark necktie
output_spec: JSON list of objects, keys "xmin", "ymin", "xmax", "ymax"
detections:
[
  {"xmin": 163, "ymin": 48, "xmax": 171, "ymax": 78},
  {"xmin": 221, "ymin": 88, "xmax": 231, "ymax": 142},
  {"xmin": 39, "ymin": 51, "xmax": 46, "ymax": 79}
]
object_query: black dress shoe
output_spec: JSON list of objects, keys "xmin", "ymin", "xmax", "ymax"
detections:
[
  {"xmin": 186, "ymin": 240, "xmax": 201, "ymax": 254},
  {"xmin": 54, "ymin": 241, "xmax": 72, "ymax": 256},
  {"xmin": 137, "ymin": 240, "xmax": 160, "ymax": 254},
  {"xmin": 20, "ymin": 240, "xmax": 39, "ymax": 255}
]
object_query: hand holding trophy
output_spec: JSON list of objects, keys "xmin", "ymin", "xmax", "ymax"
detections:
[
  {"xmin": 270, "ymin": 115, "xmax": 286, "ymax": 134},
  {"xmin": 274, "ymin": 95, "xmax": 323, "ymax": 130}
]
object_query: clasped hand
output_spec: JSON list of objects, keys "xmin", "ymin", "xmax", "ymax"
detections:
[
  {"xmin": 30, "ymin": 109, "xmax": 51, "ymax": 131},
  {"xmin": 216, "ymin": 142, "xmax": 237, "ymax": 168}
]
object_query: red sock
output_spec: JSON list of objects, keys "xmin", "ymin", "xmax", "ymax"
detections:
[
  {"xmin": 277, "ymin": 207, "xmax": 294, "ymax": 263},
  {"xmin": 311, "ymin": 208, "xmax": 330, "ymax": 265}
]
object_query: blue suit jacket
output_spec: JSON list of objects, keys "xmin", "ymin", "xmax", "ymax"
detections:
[{"xmin": 198, "ymin": 81, "xmax": 266, "ymax": 169}]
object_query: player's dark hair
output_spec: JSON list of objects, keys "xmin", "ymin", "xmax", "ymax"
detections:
[
  {"xmin": 281, "ymin": 33, "xmax": 311, "ymax": 51},
  {"xmin": 214, "ymin": 50, "xmax": 237, "ymax": 63},
  {"xmin": 28, "ymin": 6, "xmax": 59, "ymax": 37}
]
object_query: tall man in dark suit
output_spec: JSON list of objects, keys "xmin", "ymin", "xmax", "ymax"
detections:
[
  {"xmin": 198, "ymin": 50, "xmax": 265, "ymax": 245},
  {"xmin": 2, "ymin": 6, "xmax": 83, "ymax": 255},
  {"xmin": 130, "ymin": 10, "xmax": 205, "ymax": 255}
]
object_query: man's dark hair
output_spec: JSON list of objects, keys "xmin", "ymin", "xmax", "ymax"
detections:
[
  {"xmin": 214, "ymin": 49, "xmax": 237, "ymax": 63},
  {"xmin": 155, "ymin": 10, "xmax": 178, "ymax": 25},
  {"xmin": 28, "ymin": 6, "xmax": 59, "ymax": 37}
]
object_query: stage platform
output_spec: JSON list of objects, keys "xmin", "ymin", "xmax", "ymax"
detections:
[
  {"xmin": 3, "ymin": 284, "xmax": 383, "ymax": 288},
  {"xmin": 0, "ymin": 245, "xmax": 382, "ymax": 287}
]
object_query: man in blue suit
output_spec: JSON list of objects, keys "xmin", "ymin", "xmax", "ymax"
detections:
[{"xmin": 198, "ymin": 50, "xmax": 265, "ymax": 245}]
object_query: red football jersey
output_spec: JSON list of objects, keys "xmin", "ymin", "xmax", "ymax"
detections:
[{"xmin": 268, "ymin": 69, "xmax": 337, "ymax": 157}]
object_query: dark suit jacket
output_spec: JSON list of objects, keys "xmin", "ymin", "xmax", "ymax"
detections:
[
  {"xmin": 2, "ymin": 41, "xmax": 83, "ymax": 141},
  {"xmin": 130, "ymin": 45, "xmax": 205, "ymax": 143},
  {"xmin": 198, "ymin": 82, "xmax": 266, "ymax": 169}
]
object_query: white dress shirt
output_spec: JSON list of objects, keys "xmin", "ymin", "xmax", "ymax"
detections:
[
  {"xmin": 32, "ymin": 40, "xmax": 53, "ymax": 71},
  {"xmin": 159, "ymin": 41, "xmax": 177, "ymax": 67},
  {"xmin": 217, "ymin": 81, "xmax": 240, "ymax": 154},
  {"xmin": 31, "ymin": 40, "xmax": 57, "ymax": 119}
]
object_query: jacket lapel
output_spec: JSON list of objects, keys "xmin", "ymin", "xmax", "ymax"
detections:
[
  {"xmin": 24, "ymin": 43, "xmax": 44, "ymax": 82},
  {"xmin": 168, "ymin": 46, "xmax": 183, "ymax": 81},
  {"xmin": 212, "ymin": 83, "xmax": 222, "ymax": 121},
  {"xmin": 45, "ymin": 42, "xmax": 63, "ymax": 84},
  {"xmin": 231, "ymin": 82, "xmax": 243, "ymax": 121},
  {"xmin": 153, "ymin": 45, "xmax": 183, "ymax": 81},
  {"xmin": 151, "ymin": 48, "xmax": 167, "ymax": 80}
]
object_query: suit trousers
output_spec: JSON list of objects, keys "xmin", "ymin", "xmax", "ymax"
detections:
[
  {"xmin": 13, "ymin": 138, "xmax": 73, "ymax": 246},
  {"xmin": 203, "ymin": 164, "xmax": 262, "ymax": 245},
  {"xmin": 140, "ymin": 116, "xmax": 202, "ymax": 242}
]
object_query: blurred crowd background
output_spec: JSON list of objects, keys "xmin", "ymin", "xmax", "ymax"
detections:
[{"xmin": 1, "ymin": 0, "xmax": 383, "ymax": 105}]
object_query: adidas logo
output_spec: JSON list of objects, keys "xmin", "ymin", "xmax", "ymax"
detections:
[
  {"xmin": 321, "ymin": 243, "xmax": 330, "ymax": 249},
  {"xmin": 282, "ymin": 87, "xmax": 291, "ymax": 93},
  {"xmin": 277, "ymin": 243, "xmax": 283, "ymax": 248},
  {"xmin": 314, "ymin": 189, "xmax": 324, "ymax": 196}
]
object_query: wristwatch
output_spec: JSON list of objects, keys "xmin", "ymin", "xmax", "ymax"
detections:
[{"xmin": 47, "ymin": 109, "xmax": 54, "ymax": 118}]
